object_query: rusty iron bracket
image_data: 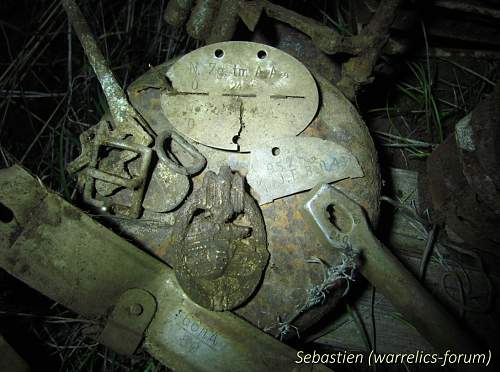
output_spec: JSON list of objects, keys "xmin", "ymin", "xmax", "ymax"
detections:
[{"xmin": 99, "ymin": 289, "xmax": 157, "ymax": 355}]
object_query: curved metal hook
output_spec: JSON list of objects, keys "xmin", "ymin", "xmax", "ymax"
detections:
[{"xmin": 155, "ymin": 129, "xmax": 206, "ymax": 176}]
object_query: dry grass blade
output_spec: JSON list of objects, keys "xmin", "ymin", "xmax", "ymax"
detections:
[{"xmin": 0, "ymin": 0, "xmax": 63, "ymax": 88}]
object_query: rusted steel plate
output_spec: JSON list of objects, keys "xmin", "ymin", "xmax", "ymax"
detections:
[
  {"xmin": 161, "ymin": 41, "xmax": 319, "ymax": 151},
  {"xmin": 246, "ymin": 137, "xmax": 363, "ymax": 204}
]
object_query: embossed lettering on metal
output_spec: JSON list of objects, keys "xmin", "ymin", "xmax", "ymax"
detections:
[
  {"xmin": 246, "ymin": 137, "xmax": 364, "ymax": 204},
  {"xmin": 161, "ymin": 41, "xmax": 319, "ymax": 151}
]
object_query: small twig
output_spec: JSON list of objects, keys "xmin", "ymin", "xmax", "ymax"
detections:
[
  {"xmin": 346, "ymin": 303, "xmax": 372, "ymax": 353},
  {"xmin": 20, "ymin": 94, "xmax": 68, "ymax": 164},
  {"xmin": 439, "ymin": 58, "xmax": 496, "ymax": 87},
  {"xmin": 336, "ymin": 0, "xmax": 403, "ymax": 99},
  {"xmin": 373, "ymin": 130, "xmax": 437, "ymax": 146},
  {"xmin": 0, "ymin": 310, "xmax": 97, "ymax": 323},
  {"xmin": 380, "ymin": 196, "xmax": 429, "ymax": 227}
]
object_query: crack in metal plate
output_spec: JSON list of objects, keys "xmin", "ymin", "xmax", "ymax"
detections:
[
  {"xmin": 160, "ymin": 41, "xmax": 319, "ymax": 151},
  {"xmin": 246, "ymin": 137, "xmax": 364, "ymax": 204}
]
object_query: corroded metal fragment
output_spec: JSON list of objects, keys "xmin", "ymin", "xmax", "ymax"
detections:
[
  {"xmin": 186, "ymin": 0, "xmax": 220, "ymax": 40},
  {"xmin": 165, "ymin": 166, "xmax": 268, "ymax": 311},
  {"xmin": 207, "ymin": 0, "xmax": 240, "ymax": 43},
  {"xmin": 238, "ymin": 0, "xmax": 264, "ymax": 32},
  {"xmin": 139, "ymin": 161, "xmax": 190, "ymax": 213},
  {"xmin": 164, "ymin": 0, "xmax": 195, "ymax": 28},
  {"xmin": 161, "ymin": 41, "xmax": 319, "ymax": 151},
  {"xmin": 246, "ymin": 137, "xmax": 364, "ymax": 204},
  {"xmin": 99, "ymin": 289, "xmax": 157, "ymax": 355}
]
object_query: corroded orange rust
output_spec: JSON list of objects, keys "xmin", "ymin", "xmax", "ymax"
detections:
[{"xmin": 124, "ymin": 50, "xmax": 380, "ymax": 337}]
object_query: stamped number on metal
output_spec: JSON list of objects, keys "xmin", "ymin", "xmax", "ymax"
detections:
[{"xmin": 161, "ymin": 41, "xmax": 319, "ymax": 151}]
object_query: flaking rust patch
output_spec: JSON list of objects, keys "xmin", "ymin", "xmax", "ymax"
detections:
[{"xmin": 247, "ymin": 137, "xmax": 364, "ymax": 204}]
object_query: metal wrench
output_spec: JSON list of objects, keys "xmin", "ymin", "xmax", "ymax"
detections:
[{"xmin": 303, "ymin": 184, "xmax": 480, "ymax": 355}]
